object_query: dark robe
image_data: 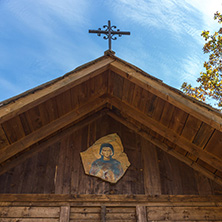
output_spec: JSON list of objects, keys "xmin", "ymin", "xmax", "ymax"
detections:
[{"xmin": 90, "ymin": 157, "xmax": 123, "ymax": 182}]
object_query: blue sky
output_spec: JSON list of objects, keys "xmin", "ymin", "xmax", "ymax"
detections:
[{"xmin": 0, "ymin": 0, "xmax": 221, "ymax": 104}]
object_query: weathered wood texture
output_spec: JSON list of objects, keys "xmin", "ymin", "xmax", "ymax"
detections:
[
  {"xmin": 0, "ymin": 206, "xmax": 60, "ymax": 222},
  {"xmin": 136, "ymin": 206, "xmax": 147, "ymax": 222},
  {"xmin": 1, "ymin": 205, "xmax": 222, "ymax": 221},
  {"xmin": 0, "ymin": 206, "xmax": 132, "ymax": 222},
  {"xmin": 108, "ymin": 94, "xmax": 222, "ymax": 174},
  {"xmin": 70, "ymin": 207, "xmax": 101, "ymax": 221},
  {"xmin": 147, "ymin": 206, "xmax": 222, "ymax": 221},
  {"xmin": 108, "ymin": 71, "xmax": 222, "ymax": 174},
  {"xmin": 0, "ymin": 72, "xmax": 108, "ymax": 165},
  {"xmin": 109, "ymin": 60, "xmax": 222, "ymax": 131},
  {"xmin": 0, "ymin": 194, "xmax": 222, "ymax": 205},
  {"xmin": 0, "ymin": 195, "xmax": 222, "ymax": 221},
  {"xmin": 60, "ymin": 206, "xmax": 70, "ymax": 222},
  {"xmin": 0, "ymin": 115, "xmax": 222, "ymax": 195}
]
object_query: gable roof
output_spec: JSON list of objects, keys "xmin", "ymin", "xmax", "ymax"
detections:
[{"xmin": 0, "ymin": 50, "xmax": 222, "ymax": 185}]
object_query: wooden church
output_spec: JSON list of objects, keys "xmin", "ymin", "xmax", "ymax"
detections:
[{"xmin": 0, "ymin": 50, "xmax": 222, "ymax": 221}]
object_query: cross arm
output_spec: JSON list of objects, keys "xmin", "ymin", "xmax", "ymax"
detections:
[
  {"xmin": 89, "ymin": 30, "xmax": 108, "ymax": 34},
  {"xmin": 89, "ymin": 30, "xmax": 130, "ymax": 35},
  {"xmin": 111, "ymin": 31, "xmax": 130, "ymax": 35}
]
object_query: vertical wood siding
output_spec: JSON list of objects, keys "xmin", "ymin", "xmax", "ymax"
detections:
[{"xmin": 0, "ymin": 115, "xmax": 222, "ymax": 195}]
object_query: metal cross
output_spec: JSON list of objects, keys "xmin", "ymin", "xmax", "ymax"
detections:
[{"xmin": 89, "ymin": 20, "xmax": 130, "ymax": 51}]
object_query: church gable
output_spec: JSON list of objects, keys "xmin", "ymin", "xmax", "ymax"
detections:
[
  {"xmin": 1, "ymin": 52, "xmax": 222, "ymax": 221},
  {"xmin": 0, "ymin": 52, "xmax": 222, "ymax": 189}
]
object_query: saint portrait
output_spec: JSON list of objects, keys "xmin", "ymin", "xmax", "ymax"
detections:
[
  {"xmin": 80, "ymin": 133, "xmax": 130, "ymax": 183},
  {"xmin": 89, "ymin": 143, "xmax": 123, "ymax": 182}
]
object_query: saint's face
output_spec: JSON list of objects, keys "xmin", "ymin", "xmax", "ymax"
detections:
[{"xmin": 101, "ymin": 147, "xmax": 113, "ymax": 159}]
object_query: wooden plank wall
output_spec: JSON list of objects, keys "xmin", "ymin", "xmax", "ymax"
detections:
[
  {"xmin": 69, "ymin": 206, "xmax": 136, "ymax": 222},
  {"xmin": 0, "ymin": 206, "xmax": 60, "ymax": 222},
  {"xmin": 0, "ymin": 115, "xmax": 222, "ymax": 195},
  {"xmin": 1, "ymin": 199, "xmax": 222, "ymax": 221}
]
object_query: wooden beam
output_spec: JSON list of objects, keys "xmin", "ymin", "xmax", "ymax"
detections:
[
  {"xmin": 59, "ymin": 206, "xmax": 70, "ymax": 222},
  {"xmin": 0, "ymin": 194, "xmax": 221, "ymax": 206},
  {"xmin": 107, "ymin": 111, "xmax": 222, "ymax": 186},
  {"xmin": 0, "ymin": 109, "xmax": 107, "ymax": 176},
  {"xmin": 136, "ymin": 206, "xmax": 147, "ymax": 222},
  {"xmin": 0, "ymin": 96, "xmax": 108, "ymax": 164},
  {"xmin": 107, "ymin": 96, "xmax": 222, "ymax": 172},
  {"xmin": 109, "ymin": 61, "xmax": 222, "ymax": 132},
  {"xmin": 0, "ymin": 57, "xmax": 113, "ymax": 124}
]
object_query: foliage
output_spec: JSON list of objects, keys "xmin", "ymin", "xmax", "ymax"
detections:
[{"xmin": 181, "ymin": 11, "xmax": 222, "ymax": 108}]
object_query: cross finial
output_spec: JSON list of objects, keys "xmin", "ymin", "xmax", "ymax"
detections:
[{"xmin": 89, "ymin": 20, "xmax": 130, "ymax": 51}]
